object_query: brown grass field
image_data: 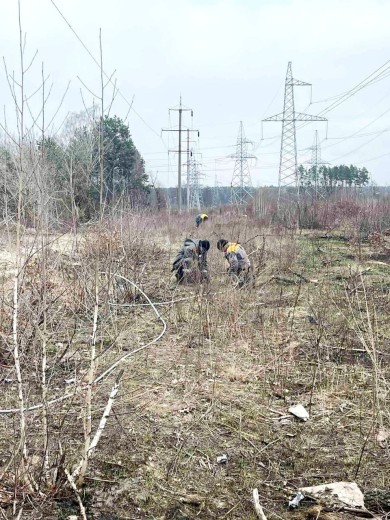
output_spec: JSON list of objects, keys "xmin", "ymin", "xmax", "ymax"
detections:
[{"xmin": 0, "ymin": 210, "xmax": 389, "ymax": 519}]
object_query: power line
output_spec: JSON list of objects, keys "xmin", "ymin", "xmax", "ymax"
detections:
[
  {"xmin": 310, "ymin": 67, "xmax": 390, "ymax": 107},
  {"xmin": 356, "ymin": 150, "xmax": 390, "ymax": 164},
  {"xmin": 320, "ymin": 70, "xmax": 390, "ymax": 115},
  {"xmin": 142, "ymin": 143, "xmax": 236, "ymax": 155},
  {"xmin": 155, "ymin": 165, "xmax": 278, "ymax": 172},
  {"xmin": 293, "ymin": 60, "xmax": 390, "ymax": 137},
  {"xmin": 50, "ymin": 0, "xmax": 166, "ymax": 145},
  {"xmin": 331, "ymin": 125, "xmax": 389, "ymax": 162},
  {"xmin": 321, "ymin": 105, "xmax": 390, "ymax": 151},
  {"xmin": 324, "ymin": 128, "xmax": 390, "ymax": 141},
  {"xmin": 313, "ymin": 61, "xmax": 390, "ymax": 114}
]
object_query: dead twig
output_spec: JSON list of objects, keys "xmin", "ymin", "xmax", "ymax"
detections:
[
  {"xmin": 288, "ymin": 268, "xmax": 311, "ymax": 283},
  {"xmin": 71, "ymin": 368, "xmax": 124, "ymax": 482},
  {"xmin": 64, "ymin": 468, "xmax": 87, "ymax": 520},
  {"xmin": 336, "ymin": 506, "xmax": 375, "ymax": 518},
  {"xmin": 253, "ymin": 489, "xmax": 267, "ymax": 520}
]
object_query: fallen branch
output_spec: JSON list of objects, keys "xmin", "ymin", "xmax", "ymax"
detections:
[
  {"xmin": 248, "ymin": 247, "xmax": 260, "ymax": 257},
  {"xmin": 323, "ymin": 345, "xmax": 386, "ymax": 357},
  {"xmin": 252, "ymin": 489, "xmax": 267, "ymax": 520},
  {"xmin": 65, "ymin": 469, "xmax": 87, "ymax": 520},
  {"xmin": 108, "ymin": 295, "xmax": 197, "ymax": 307},
  {"xmin": 272, "ymin": 275, "xmax": 297, "ymax": 285},
  {"xmin": 108, "ymin": 290, "xmax": 225, "ymax": 308},
  {"xmin": 72, "ymin": 369, "xmax": 124, "ymax": 482},
  {"xmin": 77, "ymin": 277, "xmax": 99, "ymax": 487},
  {"xmin": 337, "ymin": 506, "xmax": 374, "ymax": 518},
  {"xmin": 288, "ymin": 268, "xmax": 311, "ymax": 283}
]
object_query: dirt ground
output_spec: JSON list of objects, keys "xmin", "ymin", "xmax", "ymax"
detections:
[{"xmin": 0, "ymin": 214, "xmax": 389, "ymax": 519}]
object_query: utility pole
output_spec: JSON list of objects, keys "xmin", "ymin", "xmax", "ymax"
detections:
[
  {"xmin": 162, "ymin": 98, "xmax": 198, "ymax": 212},
  {"xmin": 263, "ymin": 62, "xmax": 327, "ymax": 208},
  {"xmin": 230, "ymin": 121, "xmax": 255, "ymax": 207},
  {"xmin": 178, "ymin": 106, "xmax": 182, "ymax": 211}
]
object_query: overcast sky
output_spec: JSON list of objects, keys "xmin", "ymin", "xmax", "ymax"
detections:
[{"xmin": 1, "ymin": 0, "xmax": 389, "ymax": 187}]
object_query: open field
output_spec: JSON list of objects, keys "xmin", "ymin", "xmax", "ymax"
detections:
[{"xmin": 0, "ymin": 211, "xmax": 389, "ymax": 519}]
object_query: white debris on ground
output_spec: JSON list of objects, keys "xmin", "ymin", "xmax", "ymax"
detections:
[
  {"xmin": 288, "ymin": 404, "xmax": 309, "ymax": 421},
  {"xmin": 216, "ymin": 454, "xmax": 228, "ymax": 464},
  {"xmin": 300, "ymin": 481, "xmax": 365, "ymax": 508}
]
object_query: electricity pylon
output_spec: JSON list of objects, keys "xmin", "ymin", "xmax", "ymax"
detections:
[
  {"xmin": 311, "ymin": 130, "xmax": 322, "ymax": 198},
  {"xmin": 304, "ymin": 130, "xmax": 328, "ymax": 199},
  {"xmin": 263, "ymin": 62, "xmax": 327, "ymax": 205},
  {"xmin": 211, "ymin": 172, "xmax": 220, "ymax": 208},
  {"xmin": 188, "ymin": 156, "xmax": 203, "ymax": 210},
  {"xmin": 230, "ymin": 121, "xmax": 255, "ymax": 207}
]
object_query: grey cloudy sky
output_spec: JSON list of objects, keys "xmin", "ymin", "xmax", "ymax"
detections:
[{"xmin": 1, "ymin": 0, "xmax": 390, "ymax": 187}]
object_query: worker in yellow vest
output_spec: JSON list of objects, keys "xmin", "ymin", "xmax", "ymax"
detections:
[
  {"xmin": 195, "ymin": 213, "xmax": 208, "ymax": 228},
  {"xmin": 217, "ymin": 239, "xmax": 250, "ymax": 275}
]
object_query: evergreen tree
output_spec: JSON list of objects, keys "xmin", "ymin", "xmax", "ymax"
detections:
[
  {"xmin": 93, "ymin": 115, "xmax": 149, "ymax": 202},
  {"xmin": 299, "ymin": 163, "xmax": 370, "ymax": 192}
]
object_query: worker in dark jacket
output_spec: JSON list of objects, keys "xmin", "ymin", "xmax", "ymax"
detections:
[
  {"xmin": 172, "ymin": 238, "xmax": 210, "ymax": 283},
  {"xmin": 195, "ymin": 213, "xmax": 208, "ymax": 228},
  {"xmin": 217, "ymin": 239, "xmax": 250, "ymax": 274}
]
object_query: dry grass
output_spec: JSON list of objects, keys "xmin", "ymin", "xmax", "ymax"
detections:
[{"xmin": 0, "ymin": 212, "xmax": 389, "ymax": 519}]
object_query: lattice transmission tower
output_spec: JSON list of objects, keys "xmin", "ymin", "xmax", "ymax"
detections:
[
  {"xmin": 231, "ymin": 121, "xmax": 255, "ymax": 207},
  {"xmin": 188, "ymin": 156, "xmax": 204, "ymax": 210},
  {"xmin": 263, "ymin": 62, "xmax": 327, "ymax": 205},
  {"xmin": 311, "ymin": 130, "xmax": 321, "ymax": 173},
  {"xmin": 211, "ymin": 173, "xmax": 220, "ymax": 208},
  {"xmin": 311, "ymin": 130, "xmax": 321, "ymax": 198},
  {"xmin": 306, "ymin": 130, "xmax": 329, "ymax": 199}
]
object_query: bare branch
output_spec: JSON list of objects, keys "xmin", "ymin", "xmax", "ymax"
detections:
[
  {"xmin": 253, "ymin": 489, "xmax": 267, "ymax": 520},
  {"xmin": 77, "ymin": 75, "xmax": 100, "ymax": 99},
  {"xmin": 64, "ymin": 469, "xmax": 87, "ymax": 520},
  {"xmin": 23, "ymin": 48, "xmax": 38, "ymax": 74}
]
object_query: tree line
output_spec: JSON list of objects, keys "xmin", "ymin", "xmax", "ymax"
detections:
[
  {"xmin": 0, "ymin": 109, "xmax": 150, "ymax": 224},
  {"xmin": 298, "ymin": 164, "xmax": 370, "ymax": 191},
  {"xmin": 0, "ymin": 107, "xmax": 373, "ymax": 224}
]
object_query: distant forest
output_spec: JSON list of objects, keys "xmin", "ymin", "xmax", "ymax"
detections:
[{"xmin": 0, "ymin": 108, "xmax": 384, "ymax": 222}]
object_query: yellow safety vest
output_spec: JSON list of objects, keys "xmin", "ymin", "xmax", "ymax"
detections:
[{"xmin": 226, "ymin": 242, "xmax": 240, "ymax": 253}]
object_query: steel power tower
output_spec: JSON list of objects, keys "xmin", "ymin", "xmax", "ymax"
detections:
[
  {"xmin": 188, "ymin": 156, "xmax": 204, "ymax": 211},
  {"xmin": 211, "ymin": 172, "xmax": 220, "ymax": 208},
  {"xmin": 311, "ymin": 130, "xmax": 321, "ymax": 175},
  {"xmin": 263, "ymin": 62, "xmax": 327, "ymax": 205},
  {"xmin": 231, "ymin": 121, "xmax": 255, "ymax": 207},
  {"xmin": 302, "ymin": 130, "xmax": 329, "ymax": 200},
  {"xmin": 310, "ymin": 130, "xmax": 328, "ymax": 198}
]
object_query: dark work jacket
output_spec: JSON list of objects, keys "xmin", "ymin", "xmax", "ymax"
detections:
[{"xmin": 172, "ymin": 239, "xmax": 208, "ymax": 271}]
